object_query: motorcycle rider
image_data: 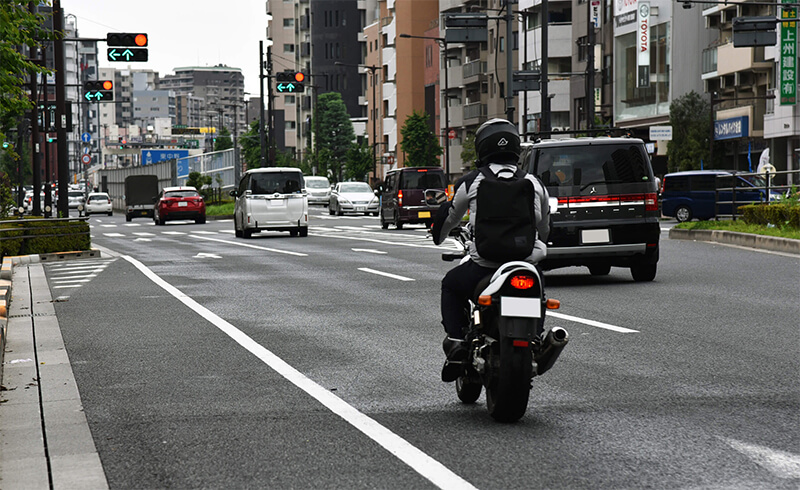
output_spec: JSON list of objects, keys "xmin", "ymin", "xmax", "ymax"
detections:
[{"xmin": 431, "ymin": 118, "xmax": 551, "ymax": 382}]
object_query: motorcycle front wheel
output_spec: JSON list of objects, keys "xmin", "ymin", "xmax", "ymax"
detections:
[
  {"xmin": 456, "ymin": 374, "xmax": 482, "ymax": 404},
  {"xmin": 486, "ymin": 338, "xmax": 532, "ymax": 423}
]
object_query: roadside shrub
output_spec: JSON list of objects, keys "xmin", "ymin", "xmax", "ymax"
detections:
[
  {"xmin": 740, "ymin": 203, "xmax": 800, "ymax": 229},
  {"xmin": 0, "ymin": 218, "xmax": 90, "ymax": 257}
]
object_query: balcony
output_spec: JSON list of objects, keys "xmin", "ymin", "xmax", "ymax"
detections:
[
  {"xmin": 463, "ymin": 60, "xmax": 486, "ymax": 84},
  {"xmin": 463, "ymin": 102, "xmax": 487, "ymax": 123}
]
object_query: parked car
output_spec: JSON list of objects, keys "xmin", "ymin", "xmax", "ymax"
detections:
[
  {"xmin": 305, "ymin": 176, "xmax": 332, "ymax": 205},
  {"xmin": 84, "ymin": 192, "xmax": 113, "ymax": 216},
  {"xmin": 329, "ymin": 182, "xmax": 379, "ymax": 216},
  {"xmin": 230, "ymin": 167, "xmax": 308, "ymax": 237},
  {"xmin": 67, "ymin": 190, "xmax": 85, "ymax": 209},
  {"xmin": 661, "ymin": 170, "xmax": 780, "ymax": 222},
  {"xmin": 154, "ymin": 186, "xmax": 206, "ymax": 225},
  {"xmin": 519, "ymin": 137, "xmax": 661, "ymax": 282},
  {"xmin": 377, "ymin": 167, "xmax": 448, "ymax": 229}
]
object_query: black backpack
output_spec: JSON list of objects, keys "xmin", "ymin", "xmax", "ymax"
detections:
[{"xmin": 474, "ymin": 166, "xmax": 536, "ymax": 262}]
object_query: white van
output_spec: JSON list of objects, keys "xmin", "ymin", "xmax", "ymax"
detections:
[
  {"xmin": 304, "ymin": 176, "xmax": 331, "ymax": 205},
  {"xmin": 231, "ymin": 167, "xmax": 308, "ymax": 238}
]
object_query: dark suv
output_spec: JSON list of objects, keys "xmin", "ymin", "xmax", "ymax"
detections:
[
  {"xmin": 378, "ymin": 167, "xmax": 448, "ymax": 229},
  {"xmin": 520, "ymin": 137, "xmax": 660, "ymax": 282}
]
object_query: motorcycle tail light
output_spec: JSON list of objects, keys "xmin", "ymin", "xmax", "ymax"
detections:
[
  {"xmin": 510, "ymin": 275, "xmax": 535, "ymax": 289},
  {"xmin": 478, "ymin": 295, "xmax": 492, "ymax": 306},
  {"xmin": 512, "ymin": 340, "xmax": 529, "ymax": 348}
]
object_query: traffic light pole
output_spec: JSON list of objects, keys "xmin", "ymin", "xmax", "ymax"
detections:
[
  {"xmin": 29, "ymin": 1, "xmax": 42, "ymax": 216},
  {"xmin": 53, "ymin": 0, "xmax": 69, "ymax": 216}
]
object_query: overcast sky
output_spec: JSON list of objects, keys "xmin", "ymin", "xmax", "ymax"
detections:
[{"xmin": 63, "ymin": 1, "xmax": 273, "ymax": 95}]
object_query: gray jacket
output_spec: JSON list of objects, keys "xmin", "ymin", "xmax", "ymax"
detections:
[{"xmin": 434, "ymin": 163, "xmax": 550, "ymax": 268}]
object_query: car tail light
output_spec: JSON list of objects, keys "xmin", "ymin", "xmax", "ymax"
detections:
[
  {"xmin": 643, "ymin": 192, "xmax": 658, "ymax": 211},
  {"xmin": 398, "ymin": 190, "xmax": 403, "ymax": 207},
  {"xmin": 509, "ymin": 275, "xmax": 535, "ymax": 289}
]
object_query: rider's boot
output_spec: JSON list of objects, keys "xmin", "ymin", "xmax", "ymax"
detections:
[{"xmin": 441, "ymin": 337, "xmax": 468, "ymax": 382}]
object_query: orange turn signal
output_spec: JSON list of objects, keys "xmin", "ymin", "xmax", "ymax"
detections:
[
  {"xmin": 546, "ymin": 298, "xmax": 561, "ymax": 310},
  {"xmin": 478, "ymin": 295, "xmax": 492, "ymax": 306}
]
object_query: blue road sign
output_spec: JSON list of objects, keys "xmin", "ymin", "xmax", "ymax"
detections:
[
  {"xmin": 176, "ymin": 159, "xmax": 190, "ymax": 179},
  {"xmin": 81, "ymin": 132, "xmax": 91, "ymax": 143},
  {"xmin": 141, "ymin": 149, "xmax": 189, "ymax": 166}
]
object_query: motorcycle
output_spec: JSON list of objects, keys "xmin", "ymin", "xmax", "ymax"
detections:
[{"xmin": 426, "ymin": 190, "xmax": 569, "ymax": 423}]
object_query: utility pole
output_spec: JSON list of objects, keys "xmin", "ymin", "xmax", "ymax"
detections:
[
  {"xmin": 259, "ymin": 41, "xmax": 267, "ymax": 167},
  {"xmin": 53, "ymin": 0, "xmax": 69, "ymax": 216},
  {"xmin": 267, "ymin": 45, "xmax": 275, "ymax": 167},
  {"xmin": 505, "ymin": 1, "xmax": 515, "ymax": 122},
  {"xmin": 541, "ymin": 0, "xmax": 551, "ymax": 133},
  {"xmin": 586, "ymin": 0, "xmax": 595, "ymax": 130},
  {"xmin": 29, "ymin": 1, "xmax": 42, "ymax": 216}
]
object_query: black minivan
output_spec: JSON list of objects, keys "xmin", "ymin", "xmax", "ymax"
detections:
[
  {"xmin": 378, "ymin": 167, "xmax": 448, "ymax": 229},
  {"xmin": 520, "ymin": 137, "xmax": 661, "ymax": 281}
]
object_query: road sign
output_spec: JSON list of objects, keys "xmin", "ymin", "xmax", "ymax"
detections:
[
  {"xmin": 141, "ymin": 149, "xmax": 189, "ymax": 166},
  {"xmin": 448, "ymin": 129, "xmax": 456, "ymax": 140},
  {"xmin": 81, "ymin": 154, "xmax": 91, "ymax": 165},
  {"xmin": 81, "ymin": 132, "xmax": 91, "ymax": 143},
  {"xmin": 83, "ymin": 146, "xmax": 90, "ymax": 154}
]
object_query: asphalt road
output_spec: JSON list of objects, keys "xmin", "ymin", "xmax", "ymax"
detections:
[{"xmin": 42, "ymin": 206, "xmax": 800, "ymax": 489}]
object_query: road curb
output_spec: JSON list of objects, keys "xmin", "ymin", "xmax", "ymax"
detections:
[{"xmin": 669, "ymin": 228, "xmax": 800, "ymax": 255}]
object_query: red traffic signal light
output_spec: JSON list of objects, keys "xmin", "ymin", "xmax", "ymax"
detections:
[
  {"xmin": 107, "ymin": 33, "xmax": 148, "ymax": 47},
  {"xmin": 102, "ymin": 80, "xmax": 113, "ymax": 90},
  {"xmin": 294, "ymin": 72, "xmax": 305, "ymax": 83}
]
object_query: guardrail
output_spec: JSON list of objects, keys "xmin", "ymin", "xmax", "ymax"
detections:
[
  {"xmin": 714, "ymin": 169, "xmax": 799, "ymax": 220},
  {"xmin": 0, "ymin": 217, "xmax": 90, "ymax": 258}
]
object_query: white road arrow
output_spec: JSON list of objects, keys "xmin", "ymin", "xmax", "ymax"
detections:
[{"xmin": 194, "ymin": 252, "xmax": 222, "ymax": 259}]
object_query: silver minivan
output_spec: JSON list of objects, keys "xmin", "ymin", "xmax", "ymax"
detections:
[{"xmin": 231, "ymin": 168, "xmax": 308, "ymax": 238}]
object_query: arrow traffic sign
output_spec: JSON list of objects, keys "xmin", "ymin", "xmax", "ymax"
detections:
[
  {"xmin": 276, "ymin": 82, "xmax": 304, "ymax": 93},
  {"xmin": 107, "ymin": 47, "xmax": 148, "ymax": 62},
  {"xmin": 84, "ymin": 91, "xmax": 113, "ymax": 102}
]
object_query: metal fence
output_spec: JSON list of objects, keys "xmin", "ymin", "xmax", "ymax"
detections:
[
  {"xmin": 97, "ymin": 149, "xmax": 235, "ymax": 210},
  {"xmin": 715, "ymin": 169, "xmax": 799, "ymax": 220}
]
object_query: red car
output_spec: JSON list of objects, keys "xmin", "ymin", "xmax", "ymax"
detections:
[{"xmin": 154, "ymin": 186, "xmax": 206, "ymax": 225}]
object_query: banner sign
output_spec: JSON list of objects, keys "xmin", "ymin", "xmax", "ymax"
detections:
[
  {"xmin": 637, "ymin": 0, "xmax": 650, "ymax": 88},
  {"xmin": 780, "ymin": 0, "xmax": 797, "ymax": 105},
  {"xmin": 714, "ymin": 116, "xmax": 749, "ymax": 140}
]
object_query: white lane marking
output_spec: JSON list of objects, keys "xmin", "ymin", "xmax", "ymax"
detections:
[
  {"xmin": 53, "ymin": 285, "xmax": 83, "ymax": 289},
  {"xmin": 309, "ymin": 231, "xmax": 455, "ymax": 251},
  {"xmin": 190, "ymin": 235, "xmax": 308, "ymax": 256},
  {"xmin": 358, "ymin": 268, "xmax": 415, "ymax": 282},
  {"xmin": 101, "ymin": 224, "xmax": 116, "ymax": 228},
  {"xmin": 219, "ymin": 230, "xmax": 236, "ymax": 234},
  {"xmin": 162, "ymin": 231, "xmax": 187, "ymax": 235},
  {"xmin": 192, "ymin": 230, "xmax": 219, "ymax": 235},
  {"xmin": 194, "ymin": 252, "xmax": 222, "ymax": 259},
  {"xmin": 123, "ymin": 223, "xmax": 142, "ymax": 227},
  {"xmin": 351, "ymin": 248, "xmax": 387, "ymax": 254},
  {"xmin": 723, "ymin": 438, "xmax": 800, "ymax": 479},
  {"xmin": 103, "ymin": 233, "xmax": 124, "ymax": 237},
  {"xmin": 51, "ymin": 278, "xmax": 93, "ymax": 284},
  {"xmin": 135, "ymin": 238, "xmax": 152, "ymax": 242},
  {"xmin": 133, "ymin": 232, "xmax": 155, "ymax": 236},
  {"xmin": 548, "ymin": 311, "xmax": 639, "ymax": 333},
  {"xmin": 47, "ymin": 264, "xmax": 109, "ymax": 272},
  {"xmin": 122, "ymin": 255, "xmax": 476, "ymax": 490}
]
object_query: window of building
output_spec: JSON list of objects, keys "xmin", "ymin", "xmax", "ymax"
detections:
[
  {"xmin": 615, "ymin": 22, "xmax": 671, "ymax": 120},
  {"xmin": 284, "ymin": 18, "xmax": 294, "ymax": 28},
  {"xmin": 577, "ymin": 36, "xmax": 588, "ymax": 61},
  {"xmin": 285, "ymin": 95, "xmax": 296, "ymax": 104},
  {"xmin": 287, "ymin": 121, "xmax": 296, "ymax": 129},
  {"xmin": 499, "ymin": 36, "xmax": 505, "ymax": 53},
  {"xmin": 284, "ymin": 44, "xmax": 295, "ymax": 53}
]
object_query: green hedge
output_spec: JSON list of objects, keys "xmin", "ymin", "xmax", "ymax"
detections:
[
  {"xmin": 0, "ymin": 218, "xmax": 91, "ymax": 257},
  {"xmin": 740, "ymin": 203, "xmax": 800, "ymax": 229}
]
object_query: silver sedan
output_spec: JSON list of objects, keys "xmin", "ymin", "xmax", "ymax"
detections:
[{"xmin": 328, "ymin": 182, "xmax": 379, "ymax": 216}]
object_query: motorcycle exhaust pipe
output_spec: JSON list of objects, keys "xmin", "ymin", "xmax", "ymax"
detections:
[{"xmin": 535, "ymin": 326, "xmax": 569, "ymax": 376}]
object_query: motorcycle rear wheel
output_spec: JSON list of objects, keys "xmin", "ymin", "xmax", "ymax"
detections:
[
  {"xmin": 456, "ymin": 375, "xmax": 482, "ymax": 404},
  {"xmin": 486, "ymin": 338, "xmax": 532, "ymax": 423}
]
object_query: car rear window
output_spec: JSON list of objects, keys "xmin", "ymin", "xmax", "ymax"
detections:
[
  {"xmin": 88, "ymin": 194, "xmax": 109, "ymax": 202},
  {"xmin": 306, "ymin": 179, "xmax": 329, "ymax": 189},
  {"xmin": 165, "ymin": 190, "xmax": 199, "ymax": 198},
  {"xmin": 534, "ymin": 144, "xmax": 653, "ymax": 190},
  {"xmin": 250, "ymin": 172, "xmax": 303, "ymax": 194},
  {"xmin": 68, "ymin": 191, "xmax": 83, "ymax": 197},
  {"xmin": 399, "ymin": 170, "xmax": 446, "ymax": 190}
]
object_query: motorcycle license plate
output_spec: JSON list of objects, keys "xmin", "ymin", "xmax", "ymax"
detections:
[
  {"xmin": 418, "ymin": 211, "xmax": 431, "ymax": 218},
  {"xmin": 500, "ymin": 297, "xmax": 541, "ymax": 318}
]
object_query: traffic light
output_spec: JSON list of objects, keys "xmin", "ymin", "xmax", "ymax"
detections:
[
  {"xmin": 106, "ymin": 33, "xmax": 148, "ymax": 62},
  {"xmin": 276, "ymin": 71, "xmax": 305, "ymax": 93},
  {"xmin": 83, "ymin": 80, "xmax": 114, "ymax": 102}
]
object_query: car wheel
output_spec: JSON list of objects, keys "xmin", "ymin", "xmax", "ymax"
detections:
[
  {"xmin": 242, "ymin": 228, "xmax": 252, "ymax": 239},
  {"xmin": 196, "ymin": 215, "xmax": 206, "ymax": 224},
  {"xmin": 234, "ymin": 216, "xmax": 243, "ymax": 238},
  {"xmin": 299, "ymin": 227, "xmax": 308, "ymax": 237},
  {"xmin": 107, "ymin": 211, "xmax": 113, "ymax": 216},
  {"xmin": 631, "ymin": 263, "xmax": 657, "ymax": 282},
  {"xmin": 675, "ymin": 205, "xmax": 693, "ymax": 223},
  {"xmin": 336, "ymin": 205, "xmax": 343, "ymax": 216},
  {"xmin": 380, "ymin": 211, "xmax": 389, "ymax": 229},
  {"xmin": 394, "ymin": 213, "xmax": 403, "ymax": 230},
  {"xmin": 126, "ymin": 214, "xmax": 132, "ymax": 222},
  {"xmin": 589, "ymin": 264, "xmax": 611, "ymax": 276},
  {"xmin": 158, "ymin": 214, "xmax": 166, "ymax": 226},
  {"xmin": 290, "ymin": 229, "xmax": 298, "ymax": 237}
]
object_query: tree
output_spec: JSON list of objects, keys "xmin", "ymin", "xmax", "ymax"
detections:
[
  {"xmin": 400, "ymin": 110, "xmax": 442, "ymax": 167},
  {"xmin": 668, "ymin": 91, "xmax": 712, "ymax": 172},
  {"xmin": 345, "ymin": 143, "xmax": 373, "ymax": 182},
  {"xmin": 314, "ymin": 92, "xmax": 355, "ymax": 182},
  {"xmin": 186, "ymin": 171, "xmax": 212, "ymax": 200},
  {"xmin": 214, "ymin": 126, "xmax": 233, "ymax": 151},
  {"xmin": 460, "ymin": 131, "xmax": 477, "ymax": 171},
  {"xmin": 240, "ymin": 120, "xmax": 262, "ymax": 169}
]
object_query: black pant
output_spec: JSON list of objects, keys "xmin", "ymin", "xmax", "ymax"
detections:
[{"xmin": 440, "ymin": 260, "xmax": 495, "ymax": 339}]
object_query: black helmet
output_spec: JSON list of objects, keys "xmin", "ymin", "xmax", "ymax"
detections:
[{"xmin": 474, "ymin": 118, "xmax": 521, "ymax": 167}]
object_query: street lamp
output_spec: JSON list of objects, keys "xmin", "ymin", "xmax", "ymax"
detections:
[
  {"xmin": 398, "ymin": 33, "xmax": 450, "ymax": 180},
  {"xmin": 335, "ymin": 61, "xmax": 382, "ymax": 184}
]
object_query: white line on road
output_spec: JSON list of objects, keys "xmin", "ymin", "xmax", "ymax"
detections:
[
  {"xmin": 351, "ymin": 248, "xmax": 387, "ymax": 254},
  {"xmin": 358, "ymin": 268, "xmax": 415, "ymax": 281},
  {"xmin": 122, "ymin": 255, "xmax": 476, "ymax": 490},
  {"xmin": 103, "ymin": 233, "xmax": 124, "ymax": 237},
  {"xmin": 548, "ymin": 311, "xmax": 639, "ymax": 333},
  {"xmin": 132, "ymin": 232, "xmax": 155, "ymax": 236},
  {"xmin": 190, "ymin": 235, "xmax": 308, "ymax": 256},
  {"xmin": 723, "ymin": 437, "xmax": 800, "ymax": 479}
]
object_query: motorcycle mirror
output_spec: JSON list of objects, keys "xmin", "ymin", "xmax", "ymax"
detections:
[{"xmin": 425, "ymin": 189, "xmax": 447, "ymax": 206}]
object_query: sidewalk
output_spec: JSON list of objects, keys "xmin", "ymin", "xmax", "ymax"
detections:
[{"xmin": 0, "ymin": 255, "xmax": 108, "ymax": 489}]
